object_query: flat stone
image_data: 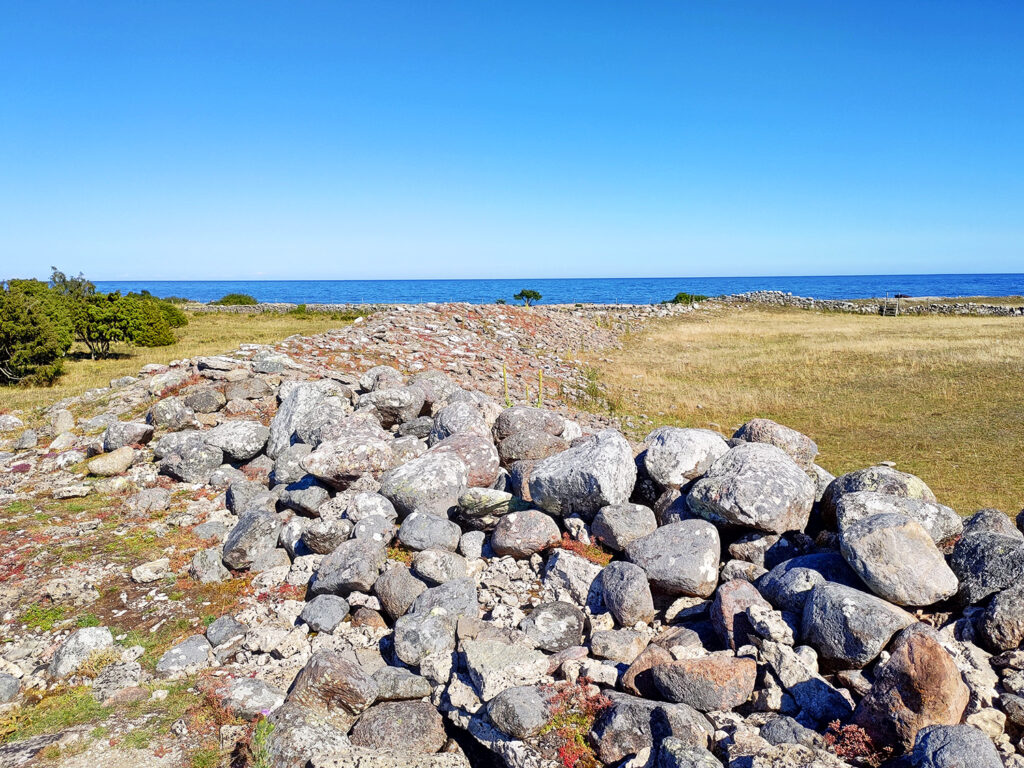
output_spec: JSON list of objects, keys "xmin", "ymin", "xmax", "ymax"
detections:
[{"xmin": 651, "ymin": 655, "xmax": 757, "ymax": 712}]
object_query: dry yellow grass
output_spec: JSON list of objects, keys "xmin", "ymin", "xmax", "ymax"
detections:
[
  {"xmin": 0, "ymin": 310, "xmax": 357, "ymax": 416},
  {"xmin": 590, "ymin": 305, "xmax": 1024, "ymax": 515}
]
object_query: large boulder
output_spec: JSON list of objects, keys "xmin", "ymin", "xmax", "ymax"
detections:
[
  {"xmin": 313, "ymin": 538, "xmax": 387, "ymax": 594},
  {"xmin": 978, "ymin": 583, "xmax": 1024, "ymax": 651},
  {"xmin": 626, "ymin": 520, "xmax": 720, "ymax": 597},
  {"xmin": 821, "ymin": 465, "xmax": 936, "ymax": 527},
  {"xmin": 602, "ymin": 561, "xmax": 656, "ymax": 626},
  {"xmin": 651, "ymin": 656, "xmax": 757, "ymax": 712},
  {"xmin": 302, "ymin": 434, "xmax": 396, "ymax": 489},
  {"xmin": 428, "ymin": 401, "xmax": 490, "ymax": 446},
  {"xmin": 268, "ymin": 382, "xmax": 342, "ymax": 458},
  {"xmin": 490, "ymin": 509, "xmax": 560, "ymax": 558},
  {"xmin": 907, "ymin": 724, "xmax": 1002, "ymax": 768},
  {"xmin": 853, "ymin": 627, "xmax": 970, "ymax": 751},
  {"xmin": 839, "ymin": 513, "xmax": 958, "ymax": 606},
  {"xmin": 356, "ymin": 386, "xmax": 427, "ymax": 429},
  {"xmin": 497, "ymin": 429, "xmax": 568, "ymax": 465},
  {"xmin": 686, "ymin": 443, "xmax": 815, "ymax": 534},
  {"xmin": 286, "ymin": 649, "xmax": 379, "ymax": 731},
  {"xmin": 592, "ymin": 503, "xmax": 658, "ymax": 552},
  {"xmin": 801, "ymin": 582, "xmax": 915, "ymax": 667},
  {"xmin": 379, "ymin": 452, "xmax": 469, "ymax": 518},
  {"xmin": 642, "ymin": 427, "xmax": 730, "ymax": 489},
  {"xmin": 204, "ymin": 420, "xmax": 270, "ymax": 461},
  {"xmin": 835, "ymin": 491, "xmax": 962, "ymax": 545},
  {"xmin": 757, "ymin": 552, "xmax": 863, "ymax": 613},
  {"xmin": 429, "ymin": 433, "xmax": 500, "ymax": 487},
  {"xmin": 732, "ymin": 418, "xmax": 818, "ymax": 469},
  {"xmin": 349, "ymin": 700, "xmax": 445, "ymax": 754},
  {"xmin": 949, "ymin": 530, "xmax": 1024, "ymax": 605},
  {"xmin": 157, "ymin": 432, "xmax": 224, "ymax": 483},
  {"xmin": 588, "ymin": 692, "xmax": 711, "ymax": 766},
  {"xmin": 527, "ymin": 429, "xmax": 637, "ymax": 519}
]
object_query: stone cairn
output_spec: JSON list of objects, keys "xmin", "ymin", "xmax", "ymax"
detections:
[{"xmin": 6, "ymin": 316, "xmax": 1024, "ymax": 768}]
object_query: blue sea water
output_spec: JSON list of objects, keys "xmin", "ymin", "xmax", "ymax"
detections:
[{"xmin": 93, "ymin": 274, "xmax": 1024, "ymax": 305}]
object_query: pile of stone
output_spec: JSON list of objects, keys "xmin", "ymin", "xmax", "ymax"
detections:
[
  {"xmin": 3, "ymin": 303, "xmax": 1024, "ymax": 768},
  {"xmin": 724, "ymin": 290, "xmax": 1024, "ymax": 317}
]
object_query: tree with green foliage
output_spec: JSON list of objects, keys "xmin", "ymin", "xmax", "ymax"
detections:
[
  {"xmin": 664, "ymin": 291, "xmax": 709, "ymax": 305},
  {"xmin": 0, "ymin": 280, "xmax": 73, "ymax": 384},
  {"xmin": 211, "ymin": 293, "xmax": 258, "ymax": 305},
  {"xmin": 513, "ymin": 289, "xmax": 541, "ymax": 306}
]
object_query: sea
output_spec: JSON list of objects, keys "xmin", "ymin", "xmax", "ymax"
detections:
[{"xmin": 93, "ymin": 274, "xmax": 1024, "ymax": 306}]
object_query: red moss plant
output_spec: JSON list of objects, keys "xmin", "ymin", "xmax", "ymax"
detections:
[
  {"xmin": 537, "ymin": 678, "xmax": 613, "ymax": 768},
  {"xmin": 555, "ymin": 533, "xmax": 613, "ymax": 567},
  {"xmin": 823, "ymin": 721, "xmax": 894, "ymax": 767}
]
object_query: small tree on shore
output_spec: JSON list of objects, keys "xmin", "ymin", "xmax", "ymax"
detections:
[{"xmin": 514, "ymin": 289, "xmax": 541, "ymax": 306}]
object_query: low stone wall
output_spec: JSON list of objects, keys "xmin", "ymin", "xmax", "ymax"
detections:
[{"xmin": 722, "ymin": 290, "xmax": 1024, "ymax": 316}]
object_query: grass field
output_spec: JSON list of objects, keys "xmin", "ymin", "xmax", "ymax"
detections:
[
  {"xmin": 0, "ymin": 310, "xmax": 361, "ymax": 416},
  {"xmin": 589, "ymin": 305, "xmax": 1024, "ymax": 515}
]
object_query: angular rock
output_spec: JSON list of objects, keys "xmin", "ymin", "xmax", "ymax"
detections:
[
  {"xmin": 225, "ymin": 678, "xmax": 286, "ymax": 719},
  {"xmin": 222, "ymin": 509, "xmax": 282, "ymax": 570},
  {"xmin": 374, "ymin": 566, "xmax": 427, "ymax": 620},
  {"xmin": 519, "ymin": 601, "xmax": 584, "ymax": 652},
  {"xmin": 429, "ymin": 433, "xmax": 500, "ymax": 488},
  {"xmin": 49, "ymin": 626, "xmax": 114, "ymax": 678},
  {"xmin": 528, "ymin": 429, "xmax": 637, "ymax": 519},
  {"xmin": 102, "ymin": 421, "xmax": 153, "ymax": 452},
  {"xmin": 591, "ymin": 628, "xmax": 649, "ymax": 663},
  {"xmin": 349, "ymin": 700, "xmax": 445, "ymax": 754},
  {"xmin": 626, "ymin": 520, "xmax": 720, "ymax": 598},
  {"xmin": 801, "ymin": 581, "xmax": 915, "ymax": 667},
  {"xmin": 655, "ymin": 739, "xmax": 723, "ymax": 768},
  {"xmin": 203, "ymin": 420, "xmax": 270, "ymax": 461},
  {"xmin": 711, "ymin": 579, "xmax": 772, "ymax": 650},
  {"xmin": 302, "ymin": 434, "xmax": 395, "ymax": 489},
  {"xmin": 191, "ymin": 548, "xmax": 230, "ymax": 582},
  {"xmin": 313, "ymin": 538, "xmax": 386, "ymax": 594},
  {"xmin": 493, "ymin": 406, "xmax": 565, "ymax": 441},
  {"xmin": 287, "ymin": 649, "xmax": 379, "ymax": 730},
  {"xmin": 978, "ymin": 583, "xmax": 1024, "ymax": 651},
  {"xmin": 461, "ymin": 638, "xmax": 549, "ymax": 700},
  {"xmin": 412, "ymin": 549, "xmax": 469, "ymax": 584},
  {"xmin": 147, "ymin": 397, "xmax": 194, "ymax": 429},
  {"xmin": 589, "ymin": 692, "xmax": 711, "ymax": 765},
  {"xmin": 486, "ymin": 684, "xmax": 554, "ymax": 739},
  {"xmin": 542, "ymin": 549, "xmax": 603, "ymax": 606},
  {"xmin": 357, "ymin": 386, "xmax": 427, "ymax": 429},
  {"xmin": 759, "ymin": 640, "xmax": 853, "ymax": 727},
  {"xmin": 372, "ymin": 666, "xmax": 432, "ymax": 701},
  {"xmin": 302, "ymin": 518, "xmax": 354, "ymax": 555},
  {"xmin": 155, "ymin": 634, "xmax": 212, "ymax": 676},
  {"xmin": 409, "ymin": 578, "xmax": 478, "ymax": 622},
  {"xmin": 949, "ymin": 530, "xmax": 1024, "ymax": 605},
  {"xmin": 158, "ymin": 432, "xmax": 224, "ymax": 483},
  {"xmin": 394, "ymin": 612, "xmax": 456, "ymax": 665},
  {"xmin": 840, "ymin": 513, "xmax": 959, "ymax": 606},
  {"xmin": 428, "ymin": 400, "xmax": 490, "ymax": 445},
  {"xmin": 687, "ymin": 442, "xmax": 815, "ymax": 534},
  {"xmin": 642, "ymin": 427, "xmax": 730, "ymax": 489},
  {"xmin": 184, "ymin": 387, "xmax": 226, "ymax": 414}
]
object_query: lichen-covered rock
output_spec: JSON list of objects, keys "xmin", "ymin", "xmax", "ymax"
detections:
[
  {"xmin": 602, "ymin": 560, "xmax": 656, "ymax": 626},
  {"xmin": 757, "ymin": 552, "xmax": 863, "ymax": 613},
  {"xmin": 497, "ymin": 429, "xmax": 568, "ymax": 465},
  {"xmin": 641, "ymin": 427, "xmax": 730, "ymax": 489},
  {"xmin": 356, "ymin": 386, "xmax": 427, "ymax": 429},
  {"xmin": 157, "ymin": 432, "xmax": 224, "ymax": 483},
  {"xmin": 528, "ymin": 429, "xmax": 637, "ymax": 519},
  {"xmin": 626, "ymin": 520, "xmax": 720, "ymax": 598},
  {"xmin": 518, "ymin": 601, "xmax": 585, "ymax": 652},
  {"xmin": 428, "ymin": 433, "xmax": 500, "ymax": 488},
  {"xmin": 287, "ymin": 650, "xmax": 379, "ymax": 730},
  {"xmin": 732, "ymin": 418, "xmax": 818, "ymax": 469},
  {"xmin": 49, "ymin": 626, "xmax": 114, "ymax": 678},
  {"xmin": 589, "ymin": 692, "xmax": 711, "ymax": 765},
  {"xmin": 394, "ymin": 612, "xmax": 456, "ymax": 665},
  {"xmin": 978, "ymin": 583, "xmax": 1024, "ymax": 651},
  {"xmin": 839, "ymin": 513, "xmax": 958, "ymax": 606},
  {"xmin": 907, "ymin": 724, "xmax": 1002, "ymax": 768},
  {"xmin": 455, "ymin": 488, "xmax": 518, "ymax": 531},
  {"xmin": 398, "ymin": 512, "xmax": 461, "ymax": 552},
  {"xmin": 592, "ymin": 502, "xmax": 658, "ymax": 552},
  {"xmin": 302, "ymin": 434, "xmax": 396, "ymax": 489},
  {"xmin": 222, "ymin": 510, "xmax": 282, "ymax": 570},
  {"xmin": 461, "ymin": 638, "xmax": 549, "ymax": 700},
  {"xmin": 801, "ymin": 581, "xmax": 915, "ymax": 667},
  {"xmin": 313, "ymin": 538, "xmax": 387, "ymax": 594},
  {"xmin": 687, "ymin": 442, "xmax": 815, "ymax": 534},
  {"xmin": 300, "ymin": 594, "xmax": 351, "ymax": 633},
  {"xmin": 102, "ymin": 421, "xmax": 153, "ymax": 452},
  {"xmin": 490, "ymin": 508, "xmax": 560, "ymax": 558},
  {"xmin": 486, "ymin": 684, "xmax": 555, "ymax": 739},
  {"xmin": 349, "ymin": 700, "xmax": 446, "ymax": 754},
  {"xmin": 379, "ymin": 452, "xmax": 469, "ymax": 518},
  {"xmin": 651, "ymin": 655, "xmax": 757, "ymax": 712},
  {"xmin": 835, "ymin": 491, "xmax": 963, "ymax": 545},
  {"xmin": 949, "ymin": 530, "xmax": 1024, "ymax": 605},
  {"xmin": 821, "ymin": 465, "xmax": 936, "ymax": 526},
  {"xmin": 203, "ymin": 419, "xmax": 270, "ymax": 460}
]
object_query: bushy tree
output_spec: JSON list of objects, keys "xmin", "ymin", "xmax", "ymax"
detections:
[
  {"xmin": 211, "ymin": 293, "xmax": 258, "ymax": 305},
  {"xmin": 0, "ymin": 281, "xmax": 72, "ymax": 384},
  {"xmin": 514, "ymin": 289, "xmax": 541, "ymax": 306},
  {"xmin": 123, "ymin": 294, "xmax": 176, "ymax": 347}
]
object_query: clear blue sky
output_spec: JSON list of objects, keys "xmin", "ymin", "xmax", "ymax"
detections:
[{"xmin": 2, "ymin": 2, "xmax": 1022, "ymax": 280}]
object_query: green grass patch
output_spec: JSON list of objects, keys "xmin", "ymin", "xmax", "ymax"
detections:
[
  {"xmin": 0, "ymin": 686, "xmax": 110, "ymax": 744},
  {"xmin": 19, "ymin": 603, "xmax": 67, "ymax": 631}
]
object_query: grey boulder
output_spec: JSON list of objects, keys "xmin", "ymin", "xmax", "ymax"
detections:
[
  {"xmin": 642, "ymin": 427, "xmax": 730, "ymax": 489},
  {"xmin": 626, "ymin": 520, "xmax": 720, "ymax": 597}
]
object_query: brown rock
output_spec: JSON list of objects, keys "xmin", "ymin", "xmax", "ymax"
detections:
[
  {"xmin": 652, "ymin": 655, "xmax": 757, "ymax": 712},
  {"xmin": 622, "ymin": 643, "xmax": 673, "ymax": 697},
  {"xmin": 853, "ymin": 626, "xmax": 969, "ymax": 750},
  {"xmin": 349, "ymin": 700, "xmax": 446, "ymax": 754},
  {"xmin": 429, "ymin": 433, "xmax": 500, "ymax": 488},
  {"xmin": 711, "ymin": 579, "xmax": 772, "ymax": 650}
]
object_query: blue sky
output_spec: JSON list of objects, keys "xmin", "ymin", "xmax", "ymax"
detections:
[{"xmin": 2, "ymin": 2, "xmax": 1022, "ymax": 280}]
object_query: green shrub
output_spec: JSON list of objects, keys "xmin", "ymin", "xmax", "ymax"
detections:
[
  {"xmin": 0, "ymin": 280, "xmax": 72, "ymax": 385},
  {"xmin": 664, "ymin": 291, "xmax": 709, "ymax": 305},
  {"xmin": 162, "ymin": 296, "xmax": 193, "ymax": 304},
  {"xmin": 289, "ymin": 303, "xmax": 308, "ymax": 316},
  {"xmin": 211, "ymin": 293, "xmax": 258, "ymax": 306},
  {"xmin": 513, "ymin": 289, "xmax": 542, "ymax": 306},
  {"xmin": 123, "ymin": 295, "xmax": 176, "ymax": 347}
]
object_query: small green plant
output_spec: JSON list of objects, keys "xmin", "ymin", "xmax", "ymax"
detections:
[
  {"xmin": 664, "ymin": 291, "xmax": 709, "ymax": 305},
  {"xmin": 289, "ymin": 303, "xmax": 308, "ymax": 316},
  {"xmin": 502, "ymin": 363, "xmax": 513, "ymax": 408},
  {"xmin": 75, "ymin": 612, "xmax": 101, "ymax": 627},
  {"xmin": 514, "ymin": 289, "xmax": 542, "ymax": 306},
  {"xmin": 495, "ymin": 298, "xmax": 507, "ymax": 305},
  {"xmin": 19, "ymin": 602, "xmax": 67, "ymax": 631},
  {"xmin": 210, "ymin": 293, "xmax": 258, "ymax": 306},
  {"xmin": 250, "ymin": 718, "xmax": 275, "ymax": 768}
]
